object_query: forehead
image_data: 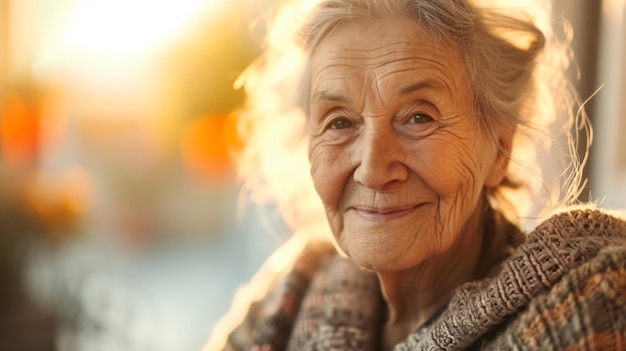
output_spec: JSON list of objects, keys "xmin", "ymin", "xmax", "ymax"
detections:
[{"xmin": 309, "ymin": 16, "xmax": 466, "ymax": 99}]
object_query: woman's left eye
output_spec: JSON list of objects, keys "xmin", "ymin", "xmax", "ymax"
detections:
[{"xmin": 409, "ymin": 113, "xmax": 433, "ymax": 123}]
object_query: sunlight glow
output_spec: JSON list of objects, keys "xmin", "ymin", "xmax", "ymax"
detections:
[
  {"xmin": 60, "ymin": 0, "xmax": 211, "ymax": 59},
  {"xmin": 39, "ymin": 0, "xmax": 218, "ymax": 62},
  {"xmin": 23, "ymin": 0, "xmax": 223, "ymax": 121},
  {"xmin": 31, "ymin": 0, "xmax": 222, "ymax": 113}
]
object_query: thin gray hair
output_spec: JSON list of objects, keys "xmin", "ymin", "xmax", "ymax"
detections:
[{"xmin": 235, "ymin": 0, "xmax": 588, "ymax": 233}]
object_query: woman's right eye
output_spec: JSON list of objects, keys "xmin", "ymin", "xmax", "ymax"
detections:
[{"xmin": 330, "ymin": 118, "xmax": 353, "ymax": 129}]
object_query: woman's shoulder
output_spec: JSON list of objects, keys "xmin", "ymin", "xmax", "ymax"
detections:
[
  {"xmin": 488, "ymin": 206, "xmax": 626, "ymax": 298},
  {"xmin": 517, "ymin": 206, "xmax": 626, "ymax": 273},
  {"xmin": 529, "ymin": 206, "xmax": 626, "ymax": 241},
  {"xmin": 486, "ymin": 207, "xmax": 626, "ymax": 349},
  {"xmin": 397, "ymin": 207, "xmax": 626, "ymax": 350},
  {"xmin": 505, "ymin": 206, "xmax": 626, "ymax": 305},
  {"xmin": 203, "ymin": 232, "xmax": 337, "ymax": 351}
]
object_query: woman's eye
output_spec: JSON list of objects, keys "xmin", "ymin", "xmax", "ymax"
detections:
[
  {"xmin": 330, "ymin": 118, "xmax": 353, "ymax": 129},
  {"xmin": 409, "ymin": 113, "xmax": 433, "ymax": 123}
]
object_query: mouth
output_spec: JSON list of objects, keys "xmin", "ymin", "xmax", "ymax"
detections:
[{"xmin": 352, "ymin": 204, "xmax": 419, "ymax": 221}]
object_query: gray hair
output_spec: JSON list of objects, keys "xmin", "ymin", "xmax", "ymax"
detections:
[{"xmin": 236, "ymin": 0, "xmax": 587, "ymax": 233}]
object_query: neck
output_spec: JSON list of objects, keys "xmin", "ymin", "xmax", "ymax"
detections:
[{"xmin": 378, "ymin": 203, "xmax": 492, "ymax": 349}]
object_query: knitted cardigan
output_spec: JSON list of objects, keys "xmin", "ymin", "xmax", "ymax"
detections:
[{"xmin": 209, "ymin": 209, "xmax": 626, "ymax": 350}]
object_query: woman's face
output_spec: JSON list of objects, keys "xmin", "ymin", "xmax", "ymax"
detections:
[{"xmin": 308, "ymin": 16, "xmax": 508, "ymax": 271}]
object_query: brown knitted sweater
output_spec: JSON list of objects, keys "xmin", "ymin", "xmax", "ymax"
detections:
[{"xmin": 209, "ymin": 209, "xmax": 626, "ymax": 350}]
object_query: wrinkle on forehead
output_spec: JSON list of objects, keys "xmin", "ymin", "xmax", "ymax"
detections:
[
  {"xmin": 309, "ymin": 19, "xmax": 464, "ymax": 107},
  {"xmin": 311, "ymin": 41, "xmax": 454, "ymax": 77},
  {"xmin": 310, "ymin": 59, "xmax": 461, "ymax": 115}
]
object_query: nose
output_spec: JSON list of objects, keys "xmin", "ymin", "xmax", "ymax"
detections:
[{"xmin": 353, "ymin": 124, "xmax": 408, "ymax": 189}]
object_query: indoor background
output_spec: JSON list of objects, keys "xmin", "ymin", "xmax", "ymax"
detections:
[{"xmin": 0, "ymin": 0, "xmax": 624, "ymax": 350}]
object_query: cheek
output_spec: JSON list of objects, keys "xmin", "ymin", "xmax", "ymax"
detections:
[
  {"xmin": 309, "ymin": 140, "xmax": 353, "ymax": 212},
  {"xmin": 413, "ymin": 137, "xmax": 494, "ymax": 206},
  {"xmin": 406, "ymin": 139, "xmax": 491, "ymax": 251}
]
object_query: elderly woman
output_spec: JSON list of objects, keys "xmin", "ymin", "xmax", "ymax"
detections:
[{"xmin": 205, "ymin": 0, "xmax": 626, "ymax": 350}]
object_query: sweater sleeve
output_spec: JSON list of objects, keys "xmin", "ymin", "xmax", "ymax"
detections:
[{"xmin": 486, "ymin": 245, "xmax": 626, "ymax": 350}]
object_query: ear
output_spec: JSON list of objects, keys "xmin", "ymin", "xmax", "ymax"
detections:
[{"xmin": 484, "ymin": 124, "xmax": 515, "ymax": 189}]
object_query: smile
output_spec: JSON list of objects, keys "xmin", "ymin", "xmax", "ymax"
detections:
[{"xmin": 352, "ymin": 204, "xmax": 419, "ymax": 221}]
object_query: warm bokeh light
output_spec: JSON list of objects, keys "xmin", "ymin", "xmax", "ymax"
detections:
[
  {"xmin": 1, "ymin": 0, "xmax": 265, "ymax": 348},
  {"xmin": 180, "ymin": 114, "xmax": 243, "ymax": 181},
  {"xmin": 0, "ymin": 92, "xmax": 41, "ymax": 167},
  {"xmin": 20, "ymin": 167, "xmax": 93, "ymax": 241}
]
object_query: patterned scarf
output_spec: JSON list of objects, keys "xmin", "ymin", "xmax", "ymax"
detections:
[{"xmin": 217, "ymin": 209, "xmax": 626, "ymax": 350}]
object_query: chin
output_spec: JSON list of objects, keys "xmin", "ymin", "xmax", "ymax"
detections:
[{"xmin": 346, "ymin": 249, "xmax": 421, "ymax": 272}]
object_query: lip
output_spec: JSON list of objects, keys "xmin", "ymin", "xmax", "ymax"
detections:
[{"xmin": 352, "ymin": 204, "xmax": 419, "ymax": 221}]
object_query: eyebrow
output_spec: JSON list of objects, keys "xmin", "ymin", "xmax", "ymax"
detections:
[
  {"xmin": 396, "ymin": 79, "xmax": 448, "ymax": 96},
  {"xmin": 311, "ymin": 78, "xmax": 449, "ymax": 105},
  {"xmin": 311, "ymin": 91, "xmax": 349, "ymax": 104}
]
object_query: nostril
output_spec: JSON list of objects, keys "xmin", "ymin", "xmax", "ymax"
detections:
[{"xmin": 353, "ymin": 152, "xmax": 408, "ymax": 189}]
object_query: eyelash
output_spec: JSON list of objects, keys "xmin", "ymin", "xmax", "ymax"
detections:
[
  {"xmin": 329, "ymin": 118, "xmax": 353, "ymax": 129},
  {"xmin": 320, "ymin": 109, "xmax": 435, "ymax": 132},
  {"xmin": 408, "ymin": 113, "xmax": 434, "ymax": 124}
]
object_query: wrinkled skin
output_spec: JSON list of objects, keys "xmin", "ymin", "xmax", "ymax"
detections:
[{"xmin": 307, "ymin": 16, "xmax": 509, "ymax": 272}]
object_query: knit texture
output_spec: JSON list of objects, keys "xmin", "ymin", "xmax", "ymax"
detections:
[{"xmin": 216, "ymin": 209, "xmax": 626, "ymax": 350}]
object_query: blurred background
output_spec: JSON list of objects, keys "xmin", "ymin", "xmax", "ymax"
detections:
[{"xmin": 0, "ymin": 0, "xmax": 624, "ymax": 350}]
